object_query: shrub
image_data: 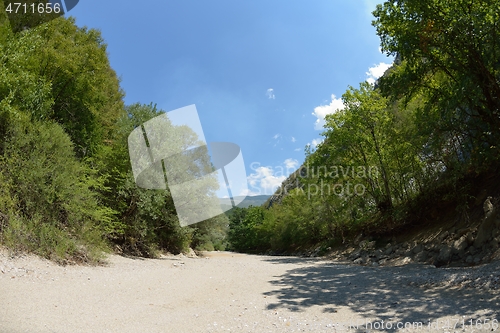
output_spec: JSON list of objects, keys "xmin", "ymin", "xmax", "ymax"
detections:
[{"xmin": 0, "ymin": 113, "xmax": 113, "ymax": 263}]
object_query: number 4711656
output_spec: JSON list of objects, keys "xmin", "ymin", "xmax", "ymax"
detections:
[{"xmin": 5, "ymin": 2, "xmax": 61, "ymax": 14}]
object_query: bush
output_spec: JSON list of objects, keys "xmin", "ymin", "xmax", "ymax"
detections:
[
  {"xmin": 0, "ymin": 113, "xmax": 113, "ymax": 263},
  {"xmin": 190, "ymin": 214, "xmax": 229, "ymax": 251},
  {"xmin": 227, "ymin": 206, "xmax": 269, "ymax": 252}
]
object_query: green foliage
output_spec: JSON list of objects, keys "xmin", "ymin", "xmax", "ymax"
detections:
[
  {"xmin": 0, "ymin": 15, "xmax": 124, "ymax": 158},
  {"xmin": 0, "ymin": 15, "xmax": 228, "ymax": 262},
  {"xmin": 265, "ymin": 189, "xmax": 326, "ymax": 251},
  {"xmin": 228, "ymin": 206, "xmax": 269, "ymax": 252},
  {"xmin": 97, "ymin": 103, "xmax": 224, "ymax": 257},
  {"xmin": 373, "ymin": 0, "xmax": 500, "ymax": 166},
  {"xmin": 229, "ymin": 0, "xmax": 500, "ymax": 252},
  {"xmin": 4, "ymin": 0, "xmax": 499, "ymax": 261},
  {"xmin": 113, "ymin": 174, "xmax": 191, "ymax": 256},
  {"xmin": 0, "ymin": 111, "xmax": 112, "ymax": 263},
  {"xmin": 0, "ymin": 0, "xmax": 13, "ymax": 43},
  {"xmin": 190, "ymin": 214, "xmax": 229, "ymax": 251}
]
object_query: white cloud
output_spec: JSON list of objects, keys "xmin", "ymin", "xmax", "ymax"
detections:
[
  {"xmin": 291, "ymin": 136, "xmax": 296, "ymax": 143},
  {"xmin": 294, "ymin": 148, "xmax": 302, "ymax": 152},
  {"xmin": 284, "ymin": 158, "xmax": 299, "ymax": 170},
  {"xmin": 312, "ymin": 94, "xmax": 345, "ymax": 130},
  {"xmin": 247, "ymin": 166, "xmax": 286, "ymax": 195},
  {"xmin": 307, "ymin": 138, "xmax": 323, "ymax": 149},
  {"xmin": 271, "ymin": 133, "xmax": 282, "ymax": 147},
  {"xmin": 266, "ymin": 88, "xmax": 275, "ymax": 99},
  {"xmin": 366, "ymin": 62, "xmax": 392, "ymax": 84},
  {"xmin": 246, "ymin": 158, "xmax": 300, "ymax": 195},
  {"xmin": 312, "ymin": 138, "xmax": 323, "ymax": 147}
]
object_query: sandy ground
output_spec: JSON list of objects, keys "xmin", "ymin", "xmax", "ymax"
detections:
[{"xmin": 1, "ymin": 250, "xmax": 499, "ymax": 333}]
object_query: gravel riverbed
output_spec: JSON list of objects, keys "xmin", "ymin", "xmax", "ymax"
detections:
[{"xmin": 1, "ymin": 249, "xmax": 499, "ymax": 332}]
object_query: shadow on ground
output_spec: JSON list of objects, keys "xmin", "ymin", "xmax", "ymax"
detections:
[{"xmin": 262, "ymin": 257, "xmax": 500, "ymax": 330}]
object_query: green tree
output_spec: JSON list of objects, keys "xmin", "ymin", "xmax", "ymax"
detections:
[
  {"xmin": 228, "ymin": 206, "xmax": 268, "ymax": 252},
  {"xmin": 373, "ymin": 0, "xmax": 500, "ymax": 165},
  {"xmin": 99, "ymin": 103, "xmax": 224, "ymax": 256},
  {"xmin": 0, "ymin": 111, "xmax": 113, "ymax": 263},
  {"xmin": 0, "ymin": 14, "xmax": 124, "ymax": 158},
  {"xmin": 310, "ymin": 83, "xmax": 395, "ymax": 213}
]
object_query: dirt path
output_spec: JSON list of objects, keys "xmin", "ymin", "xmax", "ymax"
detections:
[{"xmin": 1, "ymin": 250, "xmax": 499, "ymax": 332}]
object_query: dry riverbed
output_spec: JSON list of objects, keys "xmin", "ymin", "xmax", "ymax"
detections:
[{"xmin": 1, "ymin": 249, "xmax": 499, "ymax": 332}]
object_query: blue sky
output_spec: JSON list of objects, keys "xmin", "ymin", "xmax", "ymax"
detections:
[{"xmin": 67, "ymin": 0, "xmax": 393, "ymax": 197}]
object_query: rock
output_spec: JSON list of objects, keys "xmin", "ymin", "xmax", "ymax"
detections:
[
  {"xmin": 353, "ymin": 258, "xmax": 363, "ymax": 265},
  {"xmin": 466, "ymin": 232, "xmax": 474, "ymax": 245},
  {"xmin": 404, "ymin": 249, "xmax": 413, "ymax": 257},
  {"xmin": 456, "ymin": 228, "xmax": 469, "ymax": 238},
  {"xmin": 425, "ymin": 244, "xmax": 436, "ymax": 252},
  {"xmin": 349, "ymin": 250, "xmax": 361, "ymax": 260},
  {"xmin": 466, "ymin": 255, "xmax": 473, "ymax": 264},
  {"xmin": 473, "ymin": 255, "xmax": 482, "ymax": 264},
  {"xmin": 414, "ymin": 251, "xmax": 428, "ymax": 262},
  {"xmin": 401, "ymin": 257, "xmax": 412, "ymax": 265},
  {"xmin": 474, "ymin": 207, "xmax": 498, "ymax": 248},
  {"xmin": 453, "ymin": 236, "xmax": 468, "ymax": 257},
  {"xmin": 311, "ymin": 246, "xmax": 322, "ymax": 256},
  {"xmin": 468, "ymin": 245, "xmax": 477, "ymax": 255},
  {"xmin": 375, "ymin": 249, "xmax": 384, "ymax": 258},
  {"xmin": 371, "ymin": 262, "xmax": 379, "ymax": 267},
  {"xmin": 384, "ymin": 246, "xmax": 394, "ymax": 255},
  {"xmin": 359, "ymin": 240, "xmax": 375, "ymax": 250},
  {"xmin": 413, "ymin": 244, "xmax": 423, "ymax": 254},
  {"xmin": 185, "ymin": 248, "xmax": 197, "ymax": 258},
  {"xmin": 483, "ymin": 196, "xmax": 494, "ymax": 217},
  {"xmin": 438, "ymin": 245, "xmax": 452, "ymax": 263},
  {"xmin": 439, "ymin": 231, "xmax": 449, "ymax": 242}
]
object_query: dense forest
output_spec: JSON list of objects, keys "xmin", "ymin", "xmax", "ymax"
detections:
[
  {"xmin": 0, "ymin": 1, "xmax": 228, "ymax": 263},
  {"xmin": 1, "ymin": 0, "xmax": 499, "ymax": 262},
  {"xmin": 227, "ymin": 0, "xmax": 500, "ymax": 253}
]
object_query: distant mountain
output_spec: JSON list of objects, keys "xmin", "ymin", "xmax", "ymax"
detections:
[{"xmin": 219, "ymin": 195, "xmax": 270, "ymax": 210}]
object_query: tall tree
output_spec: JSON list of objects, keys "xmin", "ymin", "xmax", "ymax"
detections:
[
  {"xmin": 373, "ymin": 0, "xmax": 500, "ymax": 164},
  {"xmin": 1, "ymin": 14, "xmax": 124, "ymax": 158}
]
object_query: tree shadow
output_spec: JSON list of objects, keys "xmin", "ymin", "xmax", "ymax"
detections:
[{"xmin": 262, "ymin": 257, "xmax": 500, "ymax": 330}]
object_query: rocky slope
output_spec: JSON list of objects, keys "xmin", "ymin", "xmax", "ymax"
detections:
[{"xmin": 323, "ymin": 197, "xmax": 500, "ymax": 270}]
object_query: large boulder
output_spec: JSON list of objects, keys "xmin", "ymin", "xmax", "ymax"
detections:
[
  {"xmin": 437, "ymin": 245, "xmax": 452, "ymax": 263},
  {"xmin": 474, "ymin": 212, "xmax": 497, "ymax": 248},
  {"xmin": 453, "ymin": 236, "xmax": 468, "ymax": 257}
]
